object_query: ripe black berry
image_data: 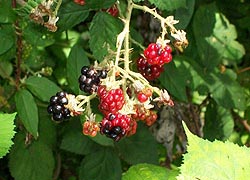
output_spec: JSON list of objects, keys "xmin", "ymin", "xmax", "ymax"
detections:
[
  {"xmin": 47, "ymin": 91, "xmax": 71, "ymax": 122},
  {"xmin": 78, "ymin": 66, "xmax": 108, "ymax": 94}
]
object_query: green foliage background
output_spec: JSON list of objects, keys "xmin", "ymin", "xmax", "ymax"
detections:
[{"xmin": 0, "ymin": 0, "xmax": 250, "ymax": 179}]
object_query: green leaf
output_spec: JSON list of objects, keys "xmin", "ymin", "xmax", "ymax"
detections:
[
  {"xmin": 0, "ymin": 60, "xmax": 13, "ymax": 78},
  {"xmin": 61, "ymin": 130, "xmax": 100, "ymax": 155},
  {"xmin": 84, "ymin": 0, "xmax": 117, "ymax": 9},
  {"xmin": 23, "ymin": 24, "xmax": 55, "ymax": 47},
  {"xmin": 67, "ymin": 44, "xmax": 90, "ymax": 94},
  {"xmin": 203, "ymin": 99, "xmax": 234, "ymax": 141},
  {"xmin": 122, "ymin": 163, "xmax": 179, "ymax": 180},
  {"xmin": 193, "ymin": 3, "xmax": 245, "ymax": 70},
  {"xmin": 9, "ymin": 132, "xmax": 55, "ymax": 180},
  {"xmin": 89, "ymin": 12, "xmax": 123, "ymax": 61},
  {"xmin": 116, "ymin": 123, "xmax": 158, "ymax": 165},
  {"xmin": 79, "ymin": 148, "xmax": 122, "ymax": 180},
  {"xmin": 15, "ymin": 89, "xmax": 39, "ymax": 138},
  {"xmin": 159, "ymin": 61, "xmax": 187, "ymax": 101},
  {"xmin": 0, "ymin": 113, "xmax": 16, "ymax": 158},
  {"xmin": 133, "ymin": 0, "xmax": 144, "ymax": 2},
  {"xmin": 25, "ymin": 76, "xmax": 61, "ymax": 102},
  {"xmin": 0, "ymin": 0, "xmax": 16, "ymax": 23},
  {"xmin": 89, "ymin": 133, "xmax": 114, "ymax": 147},
  {"xmin": 175, "ymin": 0, "xmax": 195, "ymax": 29},
  {"xmin": 206, "ymin": 70, "xmax": 246, "ymax": 110},
  {"xmin": 148, "ymin": 0, "xmax": 186, "ymax": 11},
  {"xmin": 177, "ymin": 123, "xmax": 250, "ymax": 180},
  {"xmin": 38, "ymin": 108, "xmax": 56, "ymax": 148},
  {"xmin": 58, "ymin": 1, "xmax": 89, "ymax": 31},
  {"xmin": 0, "ymin": 25, "xmax": 15, "ymax": 55}
]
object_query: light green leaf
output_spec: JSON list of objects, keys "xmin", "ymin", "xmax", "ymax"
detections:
[
  {"xmin": 9, "ymin": 132, "xmax": 55, "ymax": 180},
  {"xmin": 25, "ymin": 76, "xmax": 61, "ymax": 102},
  {"xmin": 58, "ymin": 1, "xmax": 89, "ymax": 31},
  {"xmin": 203, "ymin": 99, "xmax": 234, "ymax": 141},
  {"xmin": 79, "ymin": 148, "xmax": 122, "ymax": 180},
  {"xmin": 0, "ymin": 113, "xmax": 16, "ymax": 158},
  {"xmin": 15, "ymin": 89, "xmax": 39, "ymax": 138},
  {"xmin": 122, "ymin": 163, "xmax": 179, "ymax": 180},
  {"xmin": 159, "ymin": 61, "xmax": 187, "ymax": 101},
  {"xmin": 67, "ymin": 44, "xmax": 90, "ymax": 94},
  {"xmin": 148, "ymin": 0, "xmax": 186, "ymax": 11},
  {"xmin": 89, "ymin": 12, "xmax": 123, "ymax": 61},
  {"xmin": 177, "ymin": 123, "xmax": 250, "ymax": 180},
  {"xmin": 193, "ymin": 3, "xmax": 245, "ymax": 70},
  {"xmin": 116, "ymin": 123, "xmax": 158, "ymax": 165}
]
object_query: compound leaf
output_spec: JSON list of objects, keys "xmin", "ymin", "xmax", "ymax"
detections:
[{"xmin": 0, "ymin": 113, "xmax": 16, "ymax": 158}]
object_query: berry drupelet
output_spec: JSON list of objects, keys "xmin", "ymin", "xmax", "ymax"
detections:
[
  {"xmin": 78, "ymin": 66, "xmax": 108, "ymax": 94},
  {"xmin": 47, "ymin": 91, "xmax": 71, "ymax": 121}
]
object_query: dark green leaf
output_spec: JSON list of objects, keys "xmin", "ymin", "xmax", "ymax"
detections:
[
  {"xmin": 0, "ymin": 0, "xmax": 16, "ymax": 23},
  {"xmin": 89, "ymin": 133, "xmax": 114, "ymax": 147},
  {"xmin": 89, "ymin": 12, "xmax": 123, "ymax": 61},
  {"xmin": 23, "ymin": 24, "xmax": 55, "ymax": 47},
  {"xmin": 58, "ymin": 1, "xmax": 89, "ymax": 31},
  {"xmin": 0, "ymin": 25, "xmax": 15, "ymax": 55},
  {"xmin": 193, "ymin": 3, "xmax": 245, "ymax": 70},
  {"xmin": 203, "ymin": 99, "xmax": 234, "ymax": 141},
  {"xmin": 0, "ymin": 60, "xmax": 13, "ymax": 78},
  {"xmin": 79, "ymin": 148, "xmax": 122, "ymax": 180},
  {"xmin": 159, "ymin": 61, "xmax": 187, "ymax": 101},
  {"xmin": 38, "ymin": 108, "xmax": 56, "ymax": 148},
  {"xmin": 175, "ymin": 0, "xmax": 195, "ymax": 29},
  {"xmin": 116, "ymin": 123, "xmax": 158, "ymax": 165},
  {"xmin": 61, "ymin": 130, "xmax": 100, "ymax": 155},
  {"xmin": 84, "ymin": 0, "xmax": 117, "ymax": 9},
  {"xmin": 25, "ymin": 76, "xmax": 61, "ymax": 102},
  {"xmin": 133, "ymin": 0, "xmax": 144, "ymax": 2},
  {"xmin": 67, "ymin": 44, "xmax": 90, "ymax": 94},
  {"xmin": 15, "ymin": 89, "xmax": 39, "ymax": 138},
  {"xmin": 9, "ymin": 132, "xmax": 55, "ymax": 180},
  {"xmin": 148, "ymin": 0, "xmax": 186, "ymax": 11},
  {"xmin": 122, "ymin": 163, "xmax": 179, "ymax": 180}
]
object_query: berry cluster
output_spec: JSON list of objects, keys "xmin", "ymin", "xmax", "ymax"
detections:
[
  {"xmin": 100, "ymin": 113, "xmax": 134, "ymax": 141},
  {"xmin": 144, "ymin": 43, "xmax": 172, "ymax": 66},
  {"xmin": 83, "ymin": 121, "xmax": 100, "ymax": 137},
  {"xmin": 105, "ymin": 4, "xmax": 119, "ymax": 17},
  {"xmin": 137, "ymin": 56, "xmax": 164, "ymax": 81},
  {"xmin": 47, "ymin": 92, "xmax": 71, "ymax": 121},
  {"xmin": 97, "ymin": 85, "xmax": 125, "ymax": 115},
  {"xmin": 137, "ymin": 43, "xmax": 172, "ymax": 81},
  {"xmin": 132, "ymin": 104, "xmax": 158, "ymax": 126},
  {"xmin": 79, "ymin": 66, "xmax": 108, "ymax": 94}
]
